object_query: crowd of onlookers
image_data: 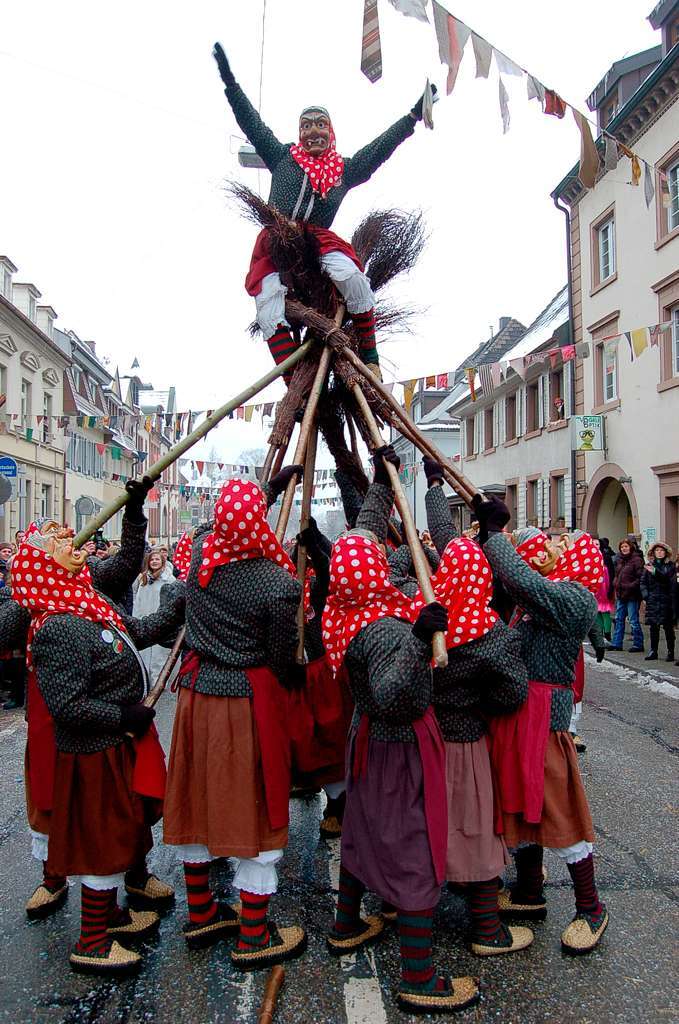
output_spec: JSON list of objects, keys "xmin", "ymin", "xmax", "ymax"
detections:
[{"xmin": 0, "ymin": 531, "xmax": 182, "ymax": 710}]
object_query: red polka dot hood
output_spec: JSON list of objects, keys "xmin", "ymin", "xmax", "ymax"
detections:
[{"xmin": 415, "ymin": 537, "xmax": 498, "ymax": 649}]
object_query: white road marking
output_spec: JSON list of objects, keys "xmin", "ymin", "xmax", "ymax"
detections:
[
  {"xmin": 587, "ymin": 652, "xmax": 679, "ymax": 700},
  {"xmin": 327, "ymin": 839, "xmax": 341, "ymax": 893},
  {"xmin": 233, "ymin": 970, "xmax": 255, "ymax": 1022},
  {"xmin": 341, "ymin": 928, "xmax": 389, "ymax": 1023}
]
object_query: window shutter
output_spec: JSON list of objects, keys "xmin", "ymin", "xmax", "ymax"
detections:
[
  {"xmin": 477, "ymin": 410, "xmax": 484, "ymax": 453},
  {"xmin": 543, "ymin": 477, "xmax": 550, "ymax": 526},
  {"xmin": 564, "ymin": 361, "xmax": 573, "ymax": 419},
  {"xmin": 518, "ymin": 480, "xmax": 526, "ymax": 527},
  {"xmin": 498, "ymin": 397, "xmax": 506, "ymax": 445},
  {"xmin": 461, "ymin": 418, "xmax": 466, "ymax": 457},
  {"xmin": 538, "ymin": 375, "xmax": 546, "ymax": 429},
  {"xmin": 516, "ymin": 388, "xmax": 525, "ymax": 436},
  {"xmin": 564, "ymin": 472, "xmax": 572, "ymax": 527}
]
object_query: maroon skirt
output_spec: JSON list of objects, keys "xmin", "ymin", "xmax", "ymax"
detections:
[
  {"xmin": 245, "ymin": 226, "xmax": 363, "ymax": 296},
  {"xmin": 290, "ymin": 657, "xmax": 353, "ymax": 787},
  {"xmin": 47, "ymin": 741, "xmax": 157, "ymax": 877}
]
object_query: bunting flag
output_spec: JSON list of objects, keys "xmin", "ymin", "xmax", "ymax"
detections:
[
  {"xmin": 465, "ymin": 367, "xmax": 477, "ymax": 401},
  {"xmin": 644, "ymin": 161, "xmax": 656, "ymax": 208},
  {"xmin": 472, "ymin": 33, "xmax": 492, "ymax": 78},
  {"xmin": 494, "ymin": 50, "xmax": 522, "ymax": 77},
  {"xmin": 388, "ymin": 0, "xmax": 429, "ymax": 21},
  {"xmin": 659, "ymin": 170, "xmax": 672, "ymax": 208},
  {"xmin": 572, "ymin": 108, "xmax": 600, "ymax": 188},
  {"xmin": 111, "ymin": 446, "xmax": 122, "ymax": 461},
  {"xmin": 498, "ymin": 77, "xmax": 510, "ymax": 134},
  {"xmin": 436, "ymin": 372, "xmax": 449, "ymax": 388},
  {"xmin": 360, "ymin": 0, "xmax": 383, "ymax": 83},
  {"xmin": 527, "ymin": 75, "xmax": 545, "ymax": 104},
  {"xmin": 631, "ymin": 328, "xmax": 649, "ymax": 358},
  {"xmin": 604, "ymin": 136, "xmax": 618, "ymax": 172},
  {"xmin": 561, "ymin": 344, "xmax": 576, "ymax": 362},
  {"xmin": 544, "ymin": 90, "xmax": 567, "ymax": 118},
  {"xmin": 478, "ymin": 363, "xmax": 494, "ymax": 396},
  {"xmin": 509, "ymin": 358, "xmax": 528, "ymax": 380},
  {"xmin": 432, "ymin": 1, "xmax": 470, "ymax": 94},
  {"xmin": 403, "ymin": 379, "xmax": 417, "ymax": 413}
]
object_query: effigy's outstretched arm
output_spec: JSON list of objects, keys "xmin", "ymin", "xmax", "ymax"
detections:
[{"xmin": 213, "ymin": 43, "xmax": 287, "ymax": 171}]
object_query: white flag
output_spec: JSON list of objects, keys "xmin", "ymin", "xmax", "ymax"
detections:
[
  {"xmin": 495, "ymin": 50, "xmax": 523, "ymax": 77},
  {"xmin": 388, "ymin": 0, "xmax": 429, "ymax": 20},
  {"xmin": 527, "ymin": 75, "xmax": 545, "ymax": 103},
  {"xmin": 472, "ymin": 33, "xmax": 492, "ymax": 78},
  {"xmin": 499, "ymin": 77, "xmax": 510, "ymax": 134},
  {"xmin": 644, "ymin": 160, "xmax": 655, "ymax": 208},
  {"xmin": 603, "ymin": 135, "xmax": 618, "ymax": 172}
]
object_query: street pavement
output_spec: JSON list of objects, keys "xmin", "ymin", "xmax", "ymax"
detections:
[{"xmin": 0, "ymin": 654, "xmax": 677, "ymax": 1024}]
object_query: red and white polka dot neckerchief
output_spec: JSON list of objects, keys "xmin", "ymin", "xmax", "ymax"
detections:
[
  {"xmin": 414, "ymin": 537, "xmax": 498, "ymax": 649},
  {"xmin": 290, "ymin": 124, "xmax": 344, "ymax": 199},
  {"xmin": 11, "ymin": 537, "xmax": 127, "ymax": 661},
  {"xmin": 197, "ymin": 479, "xmax": 309, "ymax": 614},
  {"xmin": 322, "ymin": 534, "xmax": 417, "ymax": 675}
]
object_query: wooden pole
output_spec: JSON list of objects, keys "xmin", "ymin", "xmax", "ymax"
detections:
[
  {"xmin": 257, "ymin": 966, "xmax": 286, "ymax": 1024},
  {"xmin": 274, "ymin": 306, "xmax": 344, "ymax": 541},
  {"xmin": 143, "ymin": 626, "xmax": 185, "ymax": 709},
  {"xmin": 284, "ymin": 299, "xmax": 478, "ymax": 505},
  {"xmin": 295, "ymin": 422, "xmax": 318, "ymax": 663},
  {"xmin": 71, "ymin": 337, "xmax": 316, "ymax": 548},
  {"xmin": 351, "ymin": 383, "xmax": 448, "ymax": 669}
]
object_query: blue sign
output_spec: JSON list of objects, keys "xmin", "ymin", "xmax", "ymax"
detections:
[{"xmin": 0, "ymin": 456, "xmax": 18, "ymax": 478}]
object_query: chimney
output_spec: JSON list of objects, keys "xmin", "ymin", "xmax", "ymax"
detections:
[
  {"xmin": 83, "ymin": 339, "xmax": 97, "ymax": 355},
  {"xmin": 37, "ymin": 305, "xmax": 58, "ymax": 339},
  {"xmin": 11, "ymin": 282, "xmax": 41, "ymax": 321},
  {"xmin": 499, "ymin": 316, "xmax": 511, "ymax": 331}
]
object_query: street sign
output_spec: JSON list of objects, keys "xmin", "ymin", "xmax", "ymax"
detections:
[
  {"xmin": 572, "ymin": 415, "xmax": 604, "ymax": 452},
  {"xmin": 0, "ymin": 457, "xmax": 18, "ymax": 504}
]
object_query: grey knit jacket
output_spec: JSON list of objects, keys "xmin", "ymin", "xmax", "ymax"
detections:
[
  {"xmin": 32, "ymin": 582, "xmax": 186, "ymax": 754},
  {"xmin": 484, "ymin": 533, "xmax": 597, "ymax": 731}
]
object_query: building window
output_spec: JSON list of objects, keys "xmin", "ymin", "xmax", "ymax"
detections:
[
  {"xmin": 551, "ymin": 473, "xmax": 566, "ymax": 527},
  {"xmin": 1, "ymin": 268, "xmax": 11, "ymax": 299},
  {"xmin": 465, "ymin": 417, "xmax": 475, "ymax": 456},
  {"xmin": 594, "ymin": 340, "xmax": 618, "ymax": 404},
  {"xmin": 43, "ymin": 392, "xmax": 52, "ymax": 443},
  {"xmin": 549, "ymin": 368, "xmax": 565, "ymax": 421},
  {"xmin": 668, "ymin": 161, "xmax": 679, "ymax": 232},
  {"xmin": 21, "ymin": 379, "xmax": 32, "ymax": 433},
  {"xmin": 18, "ymin": 477, "xmax": 32, "ymax": 531},
  {"xmin": 40, "ymin": 483, "xmax": 52, "ymax": 519},
  {"xmin": 526, "ymin": 479, "xmax": 539, "ymax": 527},
  {"xmin": 672, "ymin": 305, "xmax": 679, "ymax": 378},
  {"xmin": 591, "ymin": 205, "xmax": 617, "ymax": 292},
  {"xmin": 72, "ymin": 366, "xmax": 81, "ymax": 392},
  {"xmin": 28, "ymin": 295, "xmax": 37, "ymax": 321},
  {"xmin": 483, "ymin": 406, "xmax": 494, "ymax": 450},
  {"xmin": 505, "ymin": 392, "xmax": 517, "ymax": 440},
  {"xmin": 657, "ymin": 145, "xmax": 679, "ymax": 245},
  {"xmin": 526, "ymin": 382, "xmax": 540, "ymax": 432},
  {"xmin": 598, "ymin": 218, "xmax": 615, "ymax": 282},
  {"xmin": 505, "ymin": 484, "xmax": 517, "ymax": 529},
  {"xmin": 601, "ymin": 94, "xmax": 618, "ymax": 128}
]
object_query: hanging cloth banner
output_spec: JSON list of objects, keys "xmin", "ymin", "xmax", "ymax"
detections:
[
  {"xmin": 572, "ymin": 108, "xmax": 600, "ymax": 188},
  {"xmin": 465, "ymin": 367, "xmax": 477, "ymax": 401},
  {"xmin": 527, "ymin": 75, "xmax": 545, "ymax": 104},
  {"xmin": 388, "ymin": 0, "xmax": 429, "ymax": 21},
  {"xmin": 644, "ymin": 161, "xmax": 656, "ymax": 208},
  {"xmin": 403, "ymin": 379, "xmax": 417, "ymax": 413},
  {"xmin": 478, "ymin": 363, "xmax": 494, "ymax": 396},
  {"xmin": 498, "ymin": 77, "xmax": 510, "ymax": 134},
  {"xmin": 604, "ymin": 136, "xmax": 618, "ymax": 172},
  {"xmin": 631, "ymin": 328, "xmax": 649, "ymax": 358},
  {"xmin": 472, "ymin": 33, "xmax": 492, "ymax": 78},
  {"xmin": 509, "ymin": 357, "xmax": 528, "ymax": 380},
  {"xmin": 494, "ymin": 50, "xmax": 522, "ymax": 77},
  {"xmin": 432, "ymin": 1, "xmax": 471, "ymax": 94},
  {"xmin": 544, "ymin": 90, "xmax": 567, "ymax": 118},
  {"xmin": 360, "ymin": 0, "xmax": 383, "ymax": 83}
]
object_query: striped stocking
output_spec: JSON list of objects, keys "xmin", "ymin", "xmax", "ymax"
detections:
[
  {"xmin": 183, "ymin": 861, "xmax": 217, "ymax": 926},
  {"xmin": 352, "ymin": 309, "xmax": 378, "ymax": 366},
  {"xmin": 267, "ymin": 324, "xmax": 300, "ymax": 385},
  {"xmin": 468, "ymin": 879, "xmax": 504, "ymax": 942},
  {"xmin": 333, "ymin": 866, "xmax": 365, "ymax": 935},
  {"xmin": 237, "ymin": 891, "xmax": 271, "ymax": 949},
  {"xmin": 397, "ymin": 908, "xmax": 446, "ymax": 993},
  {"xmin": 75, "ymin": 885, "xmax": 114, "ymax": 954},
  {"xmin": 567, "ymin": 854, "xmax": 603, "ymax": 920}
]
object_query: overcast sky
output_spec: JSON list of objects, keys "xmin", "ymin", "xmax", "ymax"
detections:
[{"xmin": 1, "ymin": 1, "xmax": 658, "ymax": 463}]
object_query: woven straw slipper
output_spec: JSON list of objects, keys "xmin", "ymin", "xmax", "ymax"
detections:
[
  {"xmin": 25, "ymin": 883, "xmax": 68, "ymax": 921},
  {"xmin": 397, "ymin": 976, "xmax": 480, "ymax": 1015},
  {"xmin": 561, "ymin": 909, "xmax": 609, "ymax": 955},
  {"xmin": 327, "ymin": 915, "xmax": 385, "ymax": 956},
  {"xmin": 471, "ymin": 924, "xmax": 534, "ymax": 957},
  {"xmin": 183, "ymin": 901, "xmax": 241, "ymax": 950},
  {"xmin": 69, "ymin": 940, "xmax": 141, "ymax": 976},
  {"xmin": 231, "ymin": 924, "xmax": 307, "ymax": 972}
]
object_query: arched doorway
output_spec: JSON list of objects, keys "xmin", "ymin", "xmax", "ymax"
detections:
[{"xmin": 583, "ymin": 463, "xmax": 639, "ymax": 542}]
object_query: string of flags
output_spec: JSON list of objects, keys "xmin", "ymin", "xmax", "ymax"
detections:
[{"xmin": 368, "ymin": 0, "xmax": 666, "ymax": 202}]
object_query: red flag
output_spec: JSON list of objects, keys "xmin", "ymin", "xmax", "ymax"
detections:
[
  {"xmin": 436, "ymin": 372, "xmax": 449, "ymax": 389},
  {"xmin": 544, "ymin": 90, "xmax": 567, "ymax": 118},
  {"xmin": 195, "ymin": 460, "xmax": 205, "ymax": 475}
]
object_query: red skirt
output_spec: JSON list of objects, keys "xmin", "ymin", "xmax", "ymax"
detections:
[
  {"xmin": 245, "ymin": 226, "xmax": 363, "ymax": 296},
  {"xmin": 290, "ymin": 657, "xmax": 353, "ymax": 787}
]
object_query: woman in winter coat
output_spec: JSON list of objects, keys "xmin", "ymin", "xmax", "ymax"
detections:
[
  {"xmin": 611, "ymin": 539, "xmax": 645, "ymax": 652},
  {"xmin": 132, "ymin": 549, "xmax": 177, "ymax": 682},
  {"xmin": 640, "ymin": 543, "xmax": 676, "ymax": 662}
]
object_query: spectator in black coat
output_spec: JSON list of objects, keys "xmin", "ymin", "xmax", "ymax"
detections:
[
  {"xmin": 610, "ymin": 539, "xmax": 645, "ymax": 652},
  {"xmin": 641, "ymin": 543, "xmax": 676, "ymax": 662}
]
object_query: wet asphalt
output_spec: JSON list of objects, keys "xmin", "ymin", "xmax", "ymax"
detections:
[{"xmin": 0, "ymin": 654, "xmax": 677, "ymax": 1024}]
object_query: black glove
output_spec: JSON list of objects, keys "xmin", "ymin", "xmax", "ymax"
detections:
[
  {"xmin": 595, "ymin": 646, "xmax": 606, "ymax": 663},
  {"xmin": 213, "ymin": 42, "xmax": 235, "ymax": 87},
  {"xmin": 371, "ymin": 444, "xmax": 400, "ymax": 487},
  {"xmin": 120, "ymin": 702, "xmax": 156, "ymax": 737},
  {"xmin": 411, "ymin": 83, "xmax": 438, "ymax": 121},
  {"xmin": 124, "ymin": 477, "xmax": 154, "ymax": 524},
  {"xmin": 269, "ymin": 464, "xmax": 303, "ymax": 497},
  {"xmin": 412, "ymin": 601, "xmax": 448, "ymax": 644},
  {"xmin": 297, "ymin": 517, "xmax": 329, "ymax": 557},
  {"xmin": 422, "ymin": 455, "xmax": 444, "ymax": 488},
  {"xmin": 472, "ymin": 493, "xmax": 511, "ymax": 545}
]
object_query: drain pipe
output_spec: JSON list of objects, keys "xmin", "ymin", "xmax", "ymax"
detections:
[{"xmin": 553, "ymin": 193, "xmax": 578, "ymax": 530}]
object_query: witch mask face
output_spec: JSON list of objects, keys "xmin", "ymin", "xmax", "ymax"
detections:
[
  {"xmin": 299, "ymin": 110, "xmax": 331, "ymax": 156},
  {"xmin": 40, "ymin": 534, "xmax": 88, "ymax": 574}
]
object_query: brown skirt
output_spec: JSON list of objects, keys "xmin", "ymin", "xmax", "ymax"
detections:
[
  {"xmin": 502, "ymin": 731, "xmax": 594, "ymax": 850},
  {"xmin": 24, "ymin": 744, "xmax": 51, "ymax": 836},
  {"xmin": 47, "ymin": 741, "xmax": 155, "ymax": 877},
  {"xmin": 163, "ymin": 688, "xmax": 288, "ymax": 858},
  {"xmin": 444, "ymin": 739, "xmax": 509, "ymax": 883}
]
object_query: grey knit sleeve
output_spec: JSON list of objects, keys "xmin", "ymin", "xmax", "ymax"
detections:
[
  {"xmin": 477, "ymin": 623, "xmax": 528, "ymax": 717},
  {"xmin": 425, "ymin": 485, "xmax": 457, "ymax": 556},
  {"xmin": 359, "ymin": 617, "xmax": 432, "ymax": 722},
  {"xmin": 264, "ymin": 571, "xmax": 302, "ymax": 681},
  {"xmin": 120, "ymin": 581, "xmax": 186, "ymax": 649},
  {"xmin": 356, "ymin": 482, "xmax": 394, "ymax": 543},
  {"xmin": 0, "ymin": 597, "xmax": 29, "ymax": 651}
]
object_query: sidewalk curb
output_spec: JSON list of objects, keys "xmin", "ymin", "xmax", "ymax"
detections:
[{"xmin": 584, "ymin": 648, "xmax": 679, "ymax": 690}]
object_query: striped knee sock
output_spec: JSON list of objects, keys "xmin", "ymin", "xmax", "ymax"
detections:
[
  {"xmin": 333, "ymin": 866, "xmax": 365, "ymax": 935},
  {"xmin": 468, "ymin": 879, "xmax": 504, "ymax": 942},
  {"xmin": 567, "ymin": 854, "xmax": 603, "ymax": 920},
  {"xmin": 76, "ymin": 885, "xmax": 114, "ymax": 954},
  {"xmin": 397, "ymin": 908, "xmax": 446, "ymax": 993},
  {"xmin": 514, "ymin": 844, "xmax": 544, "ymax": 901},
  {"xmin": 267, "ymin": 324, "xmax": 300, "ymax": 385},
  {"xmin": 183, "ymin": 861, "xmax": 217, "ymax": 926},
  {"xmin": 352, "ymin": 309, "xmax": 378, "ymax": 365},
  {"xmin": 237, "ymin": 891, "xmax": 271, "ymax": 949}
]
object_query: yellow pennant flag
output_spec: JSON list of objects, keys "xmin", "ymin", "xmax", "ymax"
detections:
[
  {"xmin": 403, "ymin": 379, "xmax": 417, "ymax": 413},
  {"xmin": 631, "ymin": 327, "xmax": 649, "ymax": 358},
  {"xmin": 244, "ymin": 405, "xmax": 254, "ymax": 423}
]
